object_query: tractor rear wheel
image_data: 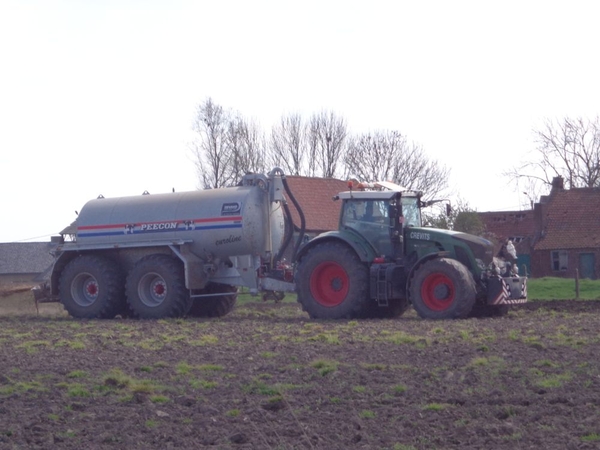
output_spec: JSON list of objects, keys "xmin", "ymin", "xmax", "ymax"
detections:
[
  {"xmin": 125, "ymin": 255, "xmax": 191, "ymax": 319},
  {"xmin": 296, "ymin": 242, "xmax": 369, "ymax": 319},
  {"xmin": 59, "ymin": 254, "xmax": 125, "ymax": 319},
  {"xmin": 187, "ymin": 283, "xmax": 237, "ymax": 317},
  {"xmin": 409, "ymin": 258, "xmax": 476, "ymax": 320}
]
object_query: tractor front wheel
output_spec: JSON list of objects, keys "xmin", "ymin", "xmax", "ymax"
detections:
[
  {"xmin": 409, "ymin": 258, "xmax": 476, "ymax": 320},
  {"xmin": 296, "ymin": 242, "xmax": 369, "ymax": 319}
]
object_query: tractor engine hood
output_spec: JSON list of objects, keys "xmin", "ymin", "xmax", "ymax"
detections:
[
  {"xmin": 407, "ymin": 227, "xmax": 495, "ymax": 267},
  {"xmin": 450, "ymin": 231, "xmax": 495, "ymax": 266}
]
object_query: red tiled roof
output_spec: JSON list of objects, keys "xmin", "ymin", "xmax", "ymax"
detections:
[
  {"xmin": 534, "ymin": 187, "xmax": 600, "ymax": 250},
  {"xmin": 284, "ymin": 176, "xmax": 348, "ymax": 232}
]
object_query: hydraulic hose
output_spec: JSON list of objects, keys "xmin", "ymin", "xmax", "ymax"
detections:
[
  {"xmin": 275, "ymin": 200, "xmax": 295, "ymax": 265},
  {"xmin": 269, "ymin": 168, "xmax": 306, "ymax": 264},
  {"xmin": 282, "ymin": 177, "xmax": 306, "ymax": 263}
]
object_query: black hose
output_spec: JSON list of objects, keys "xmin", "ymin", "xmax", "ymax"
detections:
[{"xmin": 281, "ymin": 176, "xmax": 306, "ymax": 263}]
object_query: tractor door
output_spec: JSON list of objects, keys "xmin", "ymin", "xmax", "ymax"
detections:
[{"xmin": 342, "ymin": 199, "xmax": 397, "ymax": 258}]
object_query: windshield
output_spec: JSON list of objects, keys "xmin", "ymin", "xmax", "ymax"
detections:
[{"xmin": 401, "ymin": 196, "xmax": 421, "ymax": 227}]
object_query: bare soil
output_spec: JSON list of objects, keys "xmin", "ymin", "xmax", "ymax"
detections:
[{"xmin": 1, "ymin": 292, "xmax": 600, "ymax": 449}]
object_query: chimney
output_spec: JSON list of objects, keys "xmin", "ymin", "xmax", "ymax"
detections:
[{"xmin": 551, "ymin": 176, "xmax": 564, "ymax": 191}]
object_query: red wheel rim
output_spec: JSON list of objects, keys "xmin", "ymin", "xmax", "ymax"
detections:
[
  {"xmin": 70, "ymin": 272, "xmax": 99, "ymax": 307},
  {"xmin": 309, "ymin": 261, "xmax": 349, "ymax": 307},
  {"xmin": 421, "ymin": 273, "xmax": 455, "ymax": 311}
]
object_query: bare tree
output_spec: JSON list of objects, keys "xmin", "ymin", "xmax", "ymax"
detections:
[
  {"xmin": 190, "ymin": 98, "xmax": 232, "ymax": 189},
  {"xmin": 191, "ymin": 102, "xmax": 449, "ymax": 199},
  {"xmin": 307, "ymin": 111, "xmax": 348, "ymax": 178},
  {"xmin": 228, "ymin": 115, "xmax": 266, "ymax": 182},
  {"xmin": 344, "ymin": 130, "xmax": 450, "ymax": 199},
  {"xmin": 507, "ymin": 116, "xmax": 600, "ymax": 192},
  {"xmin": 344, "ymin": 131, "xmax": 402, "ymax": 182},
  {"xmin": 519, "ymin": 178, "xmax": 544, "ymax": 210},
  {"xmin": 423, "ymin": 198, "xmax": 485, "ymax": 237},
  {"xmin": 268, "ymin": 113, "xmax": 307, "ymax": 175}
]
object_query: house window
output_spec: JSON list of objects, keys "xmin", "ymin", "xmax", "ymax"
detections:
[{"xmin": 551, "ymin": 250, "xmax": 568, "ymax": 271}]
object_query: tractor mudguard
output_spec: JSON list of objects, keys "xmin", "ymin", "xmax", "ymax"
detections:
[
  {"xmin": 295, "ymin": 230, "xmax": 376, "ymax": 264},
  {"xmin": 405, "ymin": 251, "xmax": 451, "ymax": 289},
  {"xmin": 49, "ymin": 251, "xmax": 78, "ymax": 297}
]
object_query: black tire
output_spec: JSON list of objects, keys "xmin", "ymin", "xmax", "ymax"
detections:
[
  {"xmin": 125, "ymin": 255, "xmax": 191, "ymax": 319},
  {"xmin": 296, "ymin": 242, "xmax": 369, "ymax": 319},
  {"xmin": 469, "ymin": 303, "xmax": 509, "ymax": 318},
  {"xmin": 59, "ymin": 254, "xmax": 125, "ymax": 319},
  {"xmin": 187, "ymin": 283, "xmax": 237, "ymax": 318},
  {"xmin": 364, "ymin": 297, "xmax": 410, "ymax": 319},
  {"xmin": 409, "ymin": 258, "xmax": 476, "ymax": 320}
]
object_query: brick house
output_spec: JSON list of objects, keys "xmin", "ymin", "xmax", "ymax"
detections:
[
  {"xmin": 478, "ymin": 210, "xmax": 536, "ymax": 275},
  {"xmin": 480, "ymin": 177, "xmax": 600, "ymax": 279},
  {"xmin": 530, "ymin": 179, "xmax": 600, "ymax": 279}
]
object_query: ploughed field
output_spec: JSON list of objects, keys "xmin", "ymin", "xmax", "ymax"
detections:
[{"xmin": 1, "ymin": 292, "xmax": 600, "ymax": 449}]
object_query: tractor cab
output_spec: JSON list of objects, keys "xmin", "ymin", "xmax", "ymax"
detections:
[{"xmin": 338, "ymin": 182, "xmax": 422, "ymax": 260}]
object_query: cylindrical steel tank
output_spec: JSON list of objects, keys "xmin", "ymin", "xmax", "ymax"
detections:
[{"xmin": 75, "ymin": 185, "xmax": 285, "ymax": 260}]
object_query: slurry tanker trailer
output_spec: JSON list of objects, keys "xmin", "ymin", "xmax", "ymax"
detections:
[{"xmin": 37, "ymin": 169, "xmax": 527, "ymax": 320}]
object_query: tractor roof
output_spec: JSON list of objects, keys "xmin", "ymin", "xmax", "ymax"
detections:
[{"xmin": 337, "ymin": 181, "xmax": 421, "ymax": 200}]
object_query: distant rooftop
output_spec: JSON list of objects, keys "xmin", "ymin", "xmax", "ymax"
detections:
[
  {"xmin": 284, "ymin": 176, "xmax": 349, "ymax": 232},
  {"xmin": 0, "ymin": 242, "xmax": 55, "ymax": 275},
  {"xmin": 534, "ymin": 186, "xmax": 600, "ymax": 250}
]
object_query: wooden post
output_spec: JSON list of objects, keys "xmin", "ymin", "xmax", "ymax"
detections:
[{"xmin": 575, "ymin": 268, "xmax": 580, "ymax": 300}]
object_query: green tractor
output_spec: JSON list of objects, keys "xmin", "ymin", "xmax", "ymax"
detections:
[{"xmin": 295, "ymin": 181, "xmax": 527, "ymax": 319}]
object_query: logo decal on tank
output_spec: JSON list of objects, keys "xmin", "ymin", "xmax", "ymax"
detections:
[
  {"xmin": 140, "ymin": 222, "xmax": 178, "ymax": 232},
  {"xmin": 221, "ymin": 202, "xmax": 242, "ymax": 216},
  {"xmin": 215, "ymin": 235, "xmax": 243, "ymax": 246}
]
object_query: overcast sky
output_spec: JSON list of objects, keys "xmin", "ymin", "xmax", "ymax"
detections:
[{"xmin": 1, "ymin": 0, "xmax": 599, "ymax": 243}]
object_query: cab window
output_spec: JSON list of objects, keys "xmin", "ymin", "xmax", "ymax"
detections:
[{"xmin": 401, "ymin": 197, "xmax": 421, "ymax": 227}]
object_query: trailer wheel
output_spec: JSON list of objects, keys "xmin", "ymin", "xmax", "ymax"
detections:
[
  {"xmin": 296, "ymin": 242, "xmax": 369, "ymax": 319},
  {"xmin": 59, "ymin": 255, "xmax": 125, "ymax": 319},
  {"xmin": 125, "ymin": 255, "xmax": 191, "ymax": 319},
  {"xmin": 409, "ymin": 258, "xmax": 475, "ymax": 320},
  {"xmin": 187, "ymin": 283, "xmax": 237, "ymax": 318}
]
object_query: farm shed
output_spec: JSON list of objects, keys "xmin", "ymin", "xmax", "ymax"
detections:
[{"xmin": 0, "ymin": 242, "xmax": 55, "ymax": 285}]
